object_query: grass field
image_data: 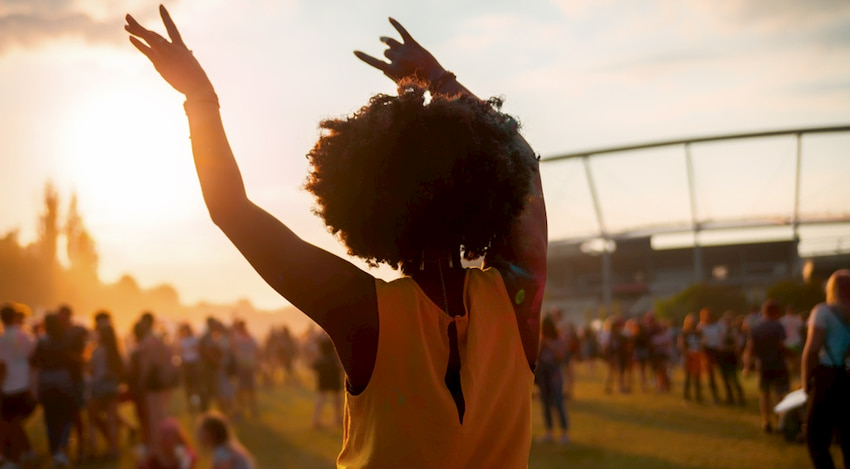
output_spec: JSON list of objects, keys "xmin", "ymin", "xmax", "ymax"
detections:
[{"xmin": 22, "ymin": 364, "xmax": 842, "ymax": 468}]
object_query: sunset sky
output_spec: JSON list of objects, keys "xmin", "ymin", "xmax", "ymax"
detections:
[{"xmin": 1, "ymin": 0, "xmax": 849, "ymax": 309}]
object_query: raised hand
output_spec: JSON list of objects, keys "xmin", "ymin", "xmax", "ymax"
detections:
[
  {"xmin": 354, "ymin": 18, "xmax": 446, "ymax": 84},
  {"xmin": 125, "ymin": 5, "xmax": 214, "ymax": 97}
]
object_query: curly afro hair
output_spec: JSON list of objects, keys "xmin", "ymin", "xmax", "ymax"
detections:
[{"xmin": 305, "ymin": 79, "xmax": 536, "ymax": 269}]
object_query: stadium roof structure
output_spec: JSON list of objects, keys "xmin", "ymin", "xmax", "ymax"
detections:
[{"xmin": 539, "ymin": 124, "xmax": 850, "ymax": 308}]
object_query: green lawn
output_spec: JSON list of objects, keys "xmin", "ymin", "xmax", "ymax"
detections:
[{"xmin": 23, "ymin": 365, "xmax": 840, "ymax": 468}]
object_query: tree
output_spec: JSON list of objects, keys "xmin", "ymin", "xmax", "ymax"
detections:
[
  {"xmin": 36, "ymin": 182, "xmax": 60, "ymax": 267},
  {"xmin": 655, "ymin": 283, "xmax": 749, "ymax": 324},
  {"xmin": 65, "ymin": 193, "xmax": 99, "ymax": 280},
  {"xmin": 765, "ymin": 279, "xmax": 825, "ymax": 313}
]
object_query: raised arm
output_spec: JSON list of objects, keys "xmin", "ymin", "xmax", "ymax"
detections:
[
  {"xmin": 355, "ymin": 19, "xmax": 548, "ymax": 366},
  {"xmin": 124, "ymin": 7, "xmax": 378, "ymax": 388}
]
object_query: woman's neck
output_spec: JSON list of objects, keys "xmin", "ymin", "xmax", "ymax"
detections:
[{"xmin": 402, "ymin": 249, "xmax": 463, "ymax": 276}]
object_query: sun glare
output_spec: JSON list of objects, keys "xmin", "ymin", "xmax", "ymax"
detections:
[{"xmin": 57, "ymin": 86, "xmax": 200, "ymax": 229}]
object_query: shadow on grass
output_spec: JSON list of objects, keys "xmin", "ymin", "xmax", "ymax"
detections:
[{"xmin": 530, "ymin": 441, "xmax": 697, "ymax": 469}]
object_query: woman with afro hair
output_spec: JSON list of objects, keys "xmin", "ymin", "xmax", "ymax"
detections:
[{"xmin": 126, "ymin": 7, "xmax": 547, "ymax": 468}]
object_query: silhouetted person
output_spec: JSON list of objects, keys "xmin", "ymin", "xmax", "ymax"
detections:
[
  {"xmin": 744, "ymin": 300, "xmax": 789, "ymax": 433},
  {"xmin": 177, "ymin": 323, "xmax": 202, "ymax": 412},
  {"xmin": 0, "ymin": 303, "xmax": 36, "ymax": 465},
  {"xmin": 126, "ymin": 7, "xmax": 546, "ymax": 466},
  {"xmin": 232, "ymin": 320, "xmax": 259, "ymax": 418},
  {"xmin": 698, "ymin": 307, "xmax": 726, "ymax": 404},
  {"xmin": 717, "ymin": 311, "xmax": 745, "ymax": 405},
  {"xmin": 30, "ymin": 313, "xmax": 75, "ymax": 466},
  {"xmin": 57, "ymin": 304, "xmax": 89, "ymax": 460},
  {"xmin": 87, "ymin": 311, "xmax": 124, "ymax": 459},
  {"xmin": 535, "ymin": 316, "xmax": 569, "ymax": 444},
  {"xmin": 679, "ymin": 314, "xmax": 703, "ymax": 402},
  {"xmin": 135, "ymin": 312, "xmax": 177, "ymax": 463},
  {"xmin": 802, "ymin": 270, "xmax": 850, "ymax": 469},
  {"xmin": 311, "ymin": 334, "xmax": 343, "ymax": 429},
  {"xmin": 781, "ymin": 306, "xmax": 804, "ymax": 375}
]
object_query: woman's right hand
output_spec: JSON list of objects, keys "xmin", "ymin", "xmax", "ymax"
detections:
[
  {"xmin": 354, "ymin": 18, "xmax": 446, "ymax": 84},
  {"xmin": 125, "ymin": 5, "xmax": 215, "ymax": 97}
]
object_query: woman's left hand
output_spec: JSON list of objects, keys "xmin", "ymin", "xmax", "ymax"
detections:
[{"xmin": 354, "ymin": 18, "xmax": 445, "ymax": 84}]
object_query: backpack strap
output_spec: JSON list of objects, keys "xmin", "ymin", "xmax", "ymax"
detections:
[{"xmin": 822, "ymin": 306, "xmax": 850, "ymax": 368}]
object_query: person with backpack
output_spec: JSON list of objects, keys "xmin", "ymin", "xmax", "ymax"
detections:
[{"xmin": 801, "ymin": 269, "xmax": 850, "ymax": 469}]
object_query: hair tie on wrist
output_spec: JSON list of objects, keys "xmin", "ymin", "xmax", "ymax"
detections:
[
  {"xmin": 429, "ymin": 70, "xmax": 456, "ymax": 94},
  {"xmin": 183, "ymin": 93, "xmax": 220, "ymax": 114}
]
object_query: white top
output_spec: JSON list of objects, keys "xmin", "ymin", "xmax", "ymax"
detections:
[
  {"xmin": 179, "ymin": 336, "xmax": 200, "ymax": 363},
  {"xmin": 699, "ymin": 322, "xmax": 726, "ymax": 349},
  {"xmin": 0, "ymin": 325, "xmax": 36, "ymax": 394},
  {"xmin": 779, "ymin": 314, "xmax": 804, "ymax": 347}
]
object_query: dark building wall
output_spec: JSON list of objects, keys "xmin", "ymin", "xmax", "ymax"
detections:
[{"xmin": 545, "ymin": 237, "xmax": 801, "ymax": 313}]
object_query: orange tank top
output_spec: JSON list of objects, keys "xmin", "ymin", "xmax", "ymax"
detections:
[{"xmin": 336, "ymin": 267, "xmax": 533, "ymax": 468}]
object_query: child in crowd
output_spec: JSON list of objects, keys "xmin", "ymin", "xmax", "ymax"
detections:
[
  {"xmin": 197, "ymin": 413, "xmax": 254, "ymax": 469},
  {"xmin": 138, "ymin": 418, "xmax": 196, "ymax": 469}
]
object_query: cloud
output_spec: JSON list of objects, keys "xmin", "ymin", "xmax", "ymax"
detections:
[{"xmin": 0, "ymin": 0, "xmax": 176, "ymax": 54}]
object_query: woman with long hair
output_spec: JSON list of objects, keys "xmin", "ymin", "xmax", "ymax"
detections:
[
  {"xmin": 125, "ymin": 7, "xmax": 546, "ymax": 467},
  {"xmin": 679, "ymin": 314, "xmax": 704, "ymax": 402},
  {"xmin": 802, "ymin": 270, "xmax": 850, "ymax": 468},
  {"xmin": 134, "ymin": 313, "xmax": 178, "ymax": 462},
  {"xmin": 87, "ymin": 312, "xmax": 125, "ymax": 459}
]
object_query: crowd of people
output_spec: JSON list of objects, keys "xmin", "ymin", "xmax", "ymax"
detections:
[
  {"xmin": 0, "ymin": 302, "xmax": 345, "ymax": 469},
  {"xmin": 535, "ymin": 269, "xmax": 850, "ymax": 468},
  {"xmin": 536, "ymin": 303, "xmax": 804, "ymax": 429}
]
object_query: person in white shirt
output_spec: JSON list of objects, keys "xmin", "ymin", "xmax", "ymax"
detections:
[
  {"xmin": 697, "ymin": 308, "xmax": 727, "ymax": 404},
  {"xmin": 0, "ymin": 304, "xmax": 37, "ymax": 466},
  {"xmin": 780, "ymin": 306, "xmax": 804, "ymax": 374},
  {"xmin": 177, "ymin": 323, "xmax": 202, "ymax": 411}
]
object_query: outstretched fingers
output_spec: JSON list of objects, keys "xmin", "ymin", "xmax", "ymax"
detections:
[
  {"xmin": 354, "ymin": 51, "xmax": 391, "ymax": 73},
  {"xmin": 125, "ymin": 14, "xmax": 168, "ymax": 50},
  {"xmin": 388, "ymin": 17, "xmax": 416, "ymax": 44},
  {"xmin": 129, "ymin": 36, "xmax": 156, "ymax": 62},
  {"xmin": 379, "ymin": 36, "xmax": 402, "ymax": 49},
  {"xmin": 159, "ymin": 5, "xmax": 185, "ymax": 47}
]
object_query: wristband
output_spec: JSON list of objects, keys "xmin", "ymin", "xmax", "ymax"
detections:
[
  {"xmin": 429, "ymin": 70, "xmax": 456, "ymax": 94},
  {"xmin": 183, "ymin": 92, "xmax": 220, "ymax": 114}
]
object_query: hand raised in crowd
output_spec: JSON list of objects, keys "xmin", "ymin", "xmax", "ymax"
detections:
[
  {"xmin": 125, "ymin": 5, "xmax": 215, "ymax": 98},
  {"xmin": 354, "ymin": 18, "xmax": 447, "ymax": 84}
]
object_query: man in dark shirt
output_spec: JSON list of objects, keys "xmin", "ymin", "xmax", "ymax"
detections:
[
  {"xmin": 57, "ymin": 305, "xmax": 90, "ymax": 459},
  {"xmin": 744, "ymin": 299, "xmax": 789, "ymax": 433}
]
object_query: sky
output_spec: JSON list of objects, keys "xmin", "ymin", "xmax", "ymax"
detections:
[{"xmin": 1, "ymin": 0, "xmax": 849, "ymax": 309}]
